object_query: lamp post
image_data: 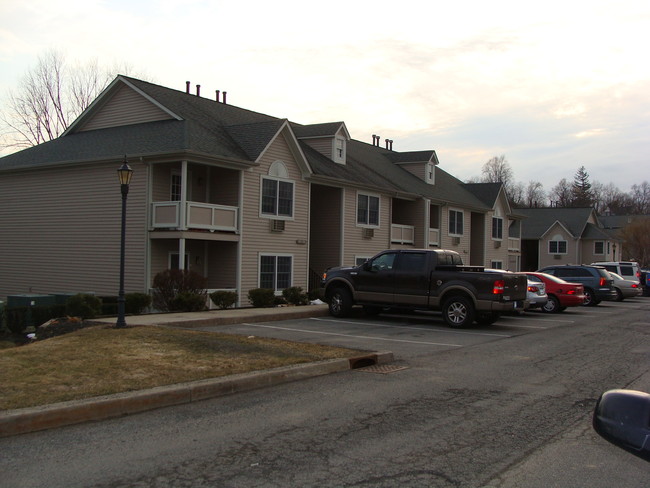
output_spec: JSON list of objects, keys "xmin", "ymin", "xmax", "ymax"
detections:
[{"xmin": 116, "ymin": 157, "xmax": 133, "ymax": 328}]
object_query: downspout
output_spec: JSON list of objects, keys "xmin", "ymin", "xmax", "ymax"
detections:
[
  {"xmin": 424, "ymin": 198, "xmax": 430, "ymax": 248},
  {"xmin": 339, "ymin": 188, "xmax": 345, "ymax": 266}
]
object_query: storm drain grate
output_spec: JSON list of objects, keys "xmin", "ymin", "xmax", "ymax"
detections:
[{"xmin": 355, "ymin": 364, "xmax": 410, "ymax": 374}]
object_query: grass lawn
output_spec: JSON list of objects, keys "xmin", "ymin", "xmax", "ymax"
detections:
[{"xmin": 0, "ymin": 325, "xmax": 362, "ymax": 411}]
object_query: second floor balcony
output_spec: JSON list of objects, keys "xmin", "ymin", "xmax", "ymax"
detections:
[{"xmin": 152, "ymin": 201, "xmax": 239, "ymax": 233}]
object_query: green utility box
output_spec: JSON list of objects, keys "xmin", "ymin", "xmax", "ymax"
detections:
[{"xmin": 6, "ymin": 294, "xmax": 57, "ymax": 308}]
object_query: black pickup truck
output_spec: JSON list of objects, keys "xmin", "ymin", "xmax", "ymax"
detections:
[{"xmin": 321, "ymin": 249, "xmax": 527, "ymax": 328}]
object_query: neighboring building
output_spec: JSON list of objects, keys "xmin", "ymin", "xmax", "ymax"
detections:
[
  {"xmin": 0, "ymin": 76, "xmax": 522, "ymax": 305},
  {"xmin": 517, "ymin": 207, "xmax": 621, "ymax": 271}
]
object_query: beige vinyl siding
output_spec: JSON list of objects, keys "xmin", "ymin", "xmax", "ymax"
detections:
[
  {"xmin": 302, "ymin": 138, "xmax": 332, "ymax": 159},
  {"xmin": 0, "ymin": 161, "xmax": 149, "ymax": 298},
  {"xmin": 399, "ymin": 162, "xmax": 426, "ymax": 181},
  {"xmin": 440, "ymin": 206, "xmax": 471, "ymax": 259},
  {"xmin": 78, "ymin": 84, "xmax": 173, "ymax": 132},
  {"xmin": 240, "ymin": 132, "xmax": 309, "ymax": 302},
  {"xmin": 342, "ymin": 188, "xmax": 390, "ymax": 266}
]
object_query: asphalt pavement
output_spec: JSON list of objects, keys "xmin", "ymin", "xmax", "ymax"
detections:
[{"xmin": 0, "ymin": 304, "xmax": 393, "ymax": 438}]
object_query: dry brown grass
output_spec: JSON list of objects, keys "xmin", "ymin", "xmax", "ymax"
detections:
[{"xmin": 0, "ymin": 325, "xmax": 362, "ymax": 411}]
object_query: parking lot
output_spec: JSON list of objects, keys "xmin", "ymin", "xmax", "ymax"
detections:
[{"xmin": 200, "ymin": 297, "xmax": 650, "ymax": 358}]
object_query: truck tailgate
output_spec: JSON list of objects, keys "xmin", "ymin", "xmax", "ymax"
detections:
[{"xmin": 502, "ymin": 274, "xmax": 527, "ymax": 300}]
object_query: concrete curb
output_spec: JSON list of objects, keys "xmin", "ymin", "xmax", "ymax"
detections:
[{"xmin": 0, "ymin": 351, "xmax": 393, "ymax": 438}]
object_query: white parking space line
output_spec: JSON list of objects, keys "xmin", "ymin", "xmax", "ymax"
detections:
[
  {"xmin": 241, "ymin": 323, "xmax": 464, "ymax": 347},
  {"xmin": 310, "ymin": 317, "xmax": 513, "ymax": 338}
]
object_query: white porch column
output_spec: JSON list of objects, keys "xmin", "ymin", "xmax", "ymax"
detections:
[
  {"xmin": 180, "ymin": 160, "xmax": 188, "ymax": 230},
  {"xmin": 178, "ymin": 238, "xmax": 186, "ymax": 270}
]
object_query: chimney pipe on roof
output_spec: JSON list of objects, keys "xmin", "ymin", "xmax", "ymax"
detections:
[
  {"xmin": 216, "ymin": 90, "xmax": 220, "ymax": 102},
  {"xmin": 385, "ymin": 139, "xmax": 390, "ymax": 149},
  {"xmin": 186, "ymin": 81, "xmax": 190, "ymax": 94},
  {"xmin": 196, "ymin": 84, "xmax": 201, "ymax": 97},
  {"xmin": 389, "ymin": 140, "xmax": 393, "ymax": 150},
  {"xmin": 223, "ymin": 91, "xmax": 227, "ymax": 104}
]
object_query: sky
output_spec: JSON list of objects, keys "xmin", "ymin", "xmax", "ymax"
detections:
[{"xmin": 1, "ymin": 0, "xmax": 649, "ymax": 194}]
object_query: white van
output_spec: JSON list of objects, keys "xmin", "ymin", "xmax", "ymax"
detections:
[{"xmin": 591, "ymin": 261, "xmax": 641, "ymax": 283}]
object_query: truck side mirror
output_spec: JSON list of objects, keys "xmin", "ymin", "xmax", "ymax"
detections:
[{"xmin": 593, "ymin": 389, "xmax": 650, "ymax": 461}]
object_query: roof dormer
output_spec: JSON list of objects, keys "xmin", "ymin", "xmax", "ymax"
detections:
[
  {"xmin": 292, "ymin": 122, "xmax": 350, "ymax": 165},
  {"xmin": 386, "ymin": 150, "xmax": 439, "ymax": 185}
]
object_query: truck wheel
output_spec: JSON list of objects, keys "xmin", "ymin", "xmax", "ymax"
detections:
[
  {"xmin": 442, "ymin": 296, "xmax": 475, "ymax": 328},
  {"xmin": 327, "ymin": 287, "xmax": 352, "ymax": 317}
]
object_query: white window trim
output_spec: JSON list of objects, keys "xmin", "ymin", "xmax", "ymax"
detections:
[
  {"xmin": 354, "ymin": 255, "xmax": 372, "ymax": 266},
  {"xmin": 333, "ymin": 136, "xmax": 346, "ymax": 164},
  {"xmin": 259, "ymin": 174, "xmax": 295, "ymax": 220},
  {"xmin": 548, "ymin": 239, "xmax": 568, "ymax": 255},
  {"xmin": 356, "ymin": 191, "xmax": 380, "ymax": 228},
  {"xmin": 490, "ymin": 260, "xmax": 503, "ymax": 269},
  {"xmin": 594, "ymin": 241, "xmax": 605, "ymax": 255},
  {"xmin": 448, "ymin": 208, "xmax": 464, "ymax": 236},
  {"xmin": 425, "ymin": 162, "xmax": 435, "ymax": 184},
  {"xmin": 492, "ymin": 216, "xmax": 504, "ymax": 240},
  {"xmin": 258, "ymin": 253, "xmax": 294, "ymax": 292}
]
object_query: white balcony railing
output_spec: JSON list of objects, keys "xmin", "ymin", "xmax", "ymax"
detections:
[
  {"xmin": 391, "ymin": 224, "xmax": 415, "ymax": 244},
  {"xmin": 152, "ymin": 201, "xmax": 239, "ymax": 233},
  {"xmin": 428, "ymin": 228, "xmax": 440, "ymax": 247},
  {"xmin": 508, "ymin": 237, "xmax": 521, "ymax": 251}
]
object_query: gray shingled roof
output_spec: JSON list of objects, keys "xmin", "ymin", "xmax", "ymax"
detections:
[
  {"xmin": 462, "ymin": 182, "xmax": 503, "ymax": 208},
  {"xmin": 0, "ymin": 75, "xmax": 492, "ymax": 211},
  {"xmin": 517, "ymin": 207, "xmax": 598, "ymax": 239}
]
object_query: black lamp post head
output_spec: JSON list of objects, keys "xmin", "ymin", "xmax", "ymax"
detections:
[{"xmin": 117, "ymin": 156, "xmax": 133, "ymax": 186}]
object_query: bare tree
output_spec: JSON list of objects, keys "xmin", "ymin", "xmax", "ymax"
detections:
[
  {"xmin": 549, "ymin": 178, "xmax": 573, "ymax": 207},
  {"xmin": 524, "ymin": 181, "xmax": 546, "ymax": 208},
  {"xmin": 630, "ymin": 182, "xmax": 650, "ymax": 214},
  {"xmin": 1, "ymin": 50, "xmax": 141, "ymax": 150},
  {"xmin": 619, "ymin": 218, "xmax": 650, "ymax": 267},
  {"xmin": 481, "ymin": 155, "xmax": 513, "ymax": 189}
]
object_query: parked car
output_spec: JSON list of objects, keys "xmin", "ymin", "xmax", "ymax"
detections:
[
  {"xmin": 641, "ymin": 269, "xmax": 650, "ymax": 297},
  {"xmin": 608, "ymin": 272, "xmax": 643, "ymax": 301},
  {"xmin": 591, "ymin": 261, "xmax": 641, "ymax": 284},
  {"xmin": 520, "ymin": 275, "xmax": 547, "ymax": 310},
  {"xmin": 523, "ymin": 272, "xmax": 585, "ymax": 313},
  {"xmin": 536, "ymin": 264, "xmax": 617, "ymax": 306},
  {"xmin": 593, "ymin": 389, "xmax": 650, "ymax": 462}
]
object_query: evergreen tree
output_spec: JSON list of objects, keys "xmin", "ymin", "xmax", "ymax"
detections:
[{"xmin": 571, "ymin": 166, "xmax": 595, "ymax": 207}]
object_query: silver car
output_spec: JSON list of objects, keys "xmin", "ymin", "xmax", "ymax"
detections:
[
  {"xmin": 523, "ymin": 275, "xmax": 548, "ymax": 310},
  {"xmin": 609, "ymin": 272, "xmax": 642, "ymax": 301}
]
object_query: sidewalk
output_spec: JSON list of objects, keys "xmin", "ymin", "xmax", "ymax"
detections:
[
  {"xmin": 1, "ymin": 304, "xmax": 393, "ymax": 438},
  {"xmin": 93, "ymin": 303, "xmax": 332, "ymax": 328}
]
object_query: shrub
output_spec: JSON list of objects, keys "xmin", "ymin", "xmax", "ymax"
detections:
[
  {"xmin": 170, "ymin": 292, "xmax": 207, "ymax": 312},
  {"xmin": 125, "ymin": 293, "xmax": 152, "ymax": 315},
  {"xmin": 282, "ymin": 286, "xmax": 309, "ymax": 306},
  {"xmin": 247, "ymin": 288, "xmax": 276, "ymax": 308},
  {"xmin": 152, "ymin": 269, "xmax": 208, "ymax": 312},
  {"xmin": 210, "ymin": 291, "xmax": 238, "ymax": 310},
  {"xmin": 5, "ymin": 305, "xmax": 67, "ymax": 334},
  {"xmin": 65, "ymin": 294, "xmax": 102, "ymax": 319}
]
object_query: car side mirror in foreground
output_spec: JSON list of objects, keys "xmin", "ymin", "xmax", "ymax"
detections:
[{"xmin": 593, "ymin": 389, "xmax": 650, "ymax": 461}]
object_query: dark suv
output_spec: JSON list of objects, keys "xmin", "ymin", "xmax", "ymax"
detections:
[{"xmin": 536, "ymin": 264, "xmax": 617, "ymax": 306}]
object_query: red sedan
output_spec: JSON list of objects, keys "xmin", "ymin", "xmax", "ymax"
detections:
[{"xmin": 523, "ymin": 272, "xmax": 585, "ymax": 313}]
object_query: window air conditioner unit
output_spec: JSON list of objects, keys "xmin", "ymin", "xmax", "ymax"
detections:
[
  {"xmin": 494, "ymin": 241, "xmax": 501, "ymax": 248},
  {"xmin": 553, "ymin": 254, "xmax": 562, "ymax": 259},
  {"xmin": 452, "ymin": 236, "xmax": 460, "ymax": 245},
  {"xmin": 363, "ymin": 228, "xmax": 374, "ymax": 239},
  {"xmin": 270, "ymin": 219, "xmax": 285, "ymax": 232}
]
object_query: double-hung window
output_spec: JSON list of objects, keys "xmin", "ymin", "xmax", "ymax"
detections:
[
  {"xmin": 549, "ymin": 240, "xmax": 567, "ymax": 254},
  {"xmin": 449, "ymin": 209, "xmax": 464, "ymax": 236},
  {"xmin": 262, "ymin": 177, "xmax": 293, "ymax": 218},
  {"xmin": 492, "ymin": 217, "xmax": 503, "ymax": 240},
  {"xmin": 357, "ymin": 193, "xmax": 379, "ymax": 226},
  {"xmin": 259, "ymin": 255, "xmax": 292, "ymax": 291},
  {"xmin": 594, "ymin": 241, "xmax": 605, "ymax": 255}
]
